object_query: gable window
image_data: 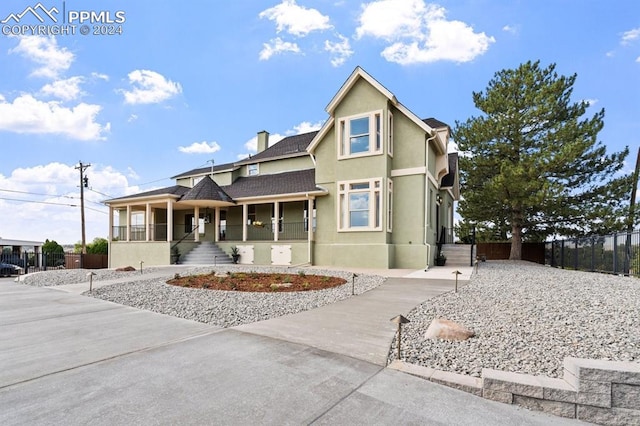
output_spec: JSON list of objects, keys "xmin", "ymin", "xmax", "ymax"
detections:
[
  {"xmin": 193, "ymin": 176, "xmax": 204, "ymax": 186},
  {"xmin": 338, "ymin": 178, "xmax": 382, "ymax": 231},
  {"xmin": 337, "ymin": 110, "xmax": 383, "ymax": 158},
  {"xmin": 248, "ymin": 164, "xmax": 259, "ymax": 176}
]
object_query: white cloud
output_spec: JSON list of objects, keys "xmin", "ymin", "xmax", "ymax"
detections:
[
  {"xmin": 0, "ymin": 94, "xmax": 108, "ymax": 140},
  {"xmin": 325, "ymin": 34, "xmax": 353, "ymax": 67},
  {"xmin": 127, "ymin": 114, "xmax": 138, "ymax": 123},
  {"xmin": 289, "ymin": 120, "xmax": 324, "ymax": 134},
  {"xmin": 621, "ymin": 28, "xmax": 640, "ymax": 45},
  {"xmin": 120, "ymin": 70, "xmax": 182, "ymax": 104},
  {"xmin": 0, "ymin": 162, "xmax": 140, "ymax": 243},
  {"xmin": 259, "ymin": 37, "xmax": 301, "ymax": 60},
  {"xmin": 91, "ymin": 72, "xmax": 109, "ymax": 81},
  {"xmin": 243, "ymin": 133, "xmax": 286, "ymax": 153},
  {"xmin": 40, "ymin": 76, "xmax": 85, "ymax": 101},
  {"xmin": 356, "ymin": 0, "xmax": 494, "ymax": 65},
  {"xmin": 9, "ymin": 35, "xmax": 74, "ymax": 79},
  {"xmin": 178, "ymin": 141, "xmax": 222, "ymax": 154},
  {"xmin": 259, "ymin": 0, "xmax": 332, "ymax": 37},
  {"xmin": 584, "ymin": 98, "xmax": 599, "ymax": 107},
  {"xmin": 502, "ymin": 25, "xmax": 518, "ymax": 35}
]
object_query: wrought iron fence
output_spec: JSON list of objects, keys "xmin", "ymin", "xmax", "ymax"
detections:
[
  {"xmin": 545, "ymin": 230, "xmax": 640, "ymax": 277},
  {"xmin": 223, "ymin": 222, "xmax": 310, "ymax": 241}
]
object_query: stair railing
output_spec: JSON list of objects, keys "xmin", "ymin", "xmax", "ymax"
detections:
[{"xmin": 171, "ymin": 223, "xmax": 201, "ymax": 251}]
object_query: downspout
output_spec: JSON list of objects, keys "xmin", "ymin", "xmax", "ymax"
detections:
[{"xmin": 424, "ymin": 131, "xmax": 438, "ymax": 271}]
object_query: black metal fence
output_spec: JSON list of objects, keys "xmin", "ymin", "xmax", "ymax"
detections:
[
  {"xmin": 545, "ymin": 230, "xmax": 640, "ymax": 277},
  {"xmin": 0, "ymin": 252, "xmax": 108, "ymax": 274}
]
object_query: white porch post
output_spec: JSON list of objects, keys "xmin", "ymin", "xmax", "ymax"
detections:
[
  {"xmin": 126, "ymin": 205, "xmax": 131, "ymax": 242},
  {"xmin": 194, "ymin": 206, "xmax": 200, "ymax": 242},
  {"xmin": 215, "ymin": 207, "xmax": 220, "ymax": 242},
  {"xmin": 167, "ymin": 200, "xmax": 174, "ymax": 242},
  {"xmin": 145, "ymin": 203, "xmax": 151, "ymax": 242},
  {"xmin": 273, "ymin": 201, "xmax": 279, "ymax": 242},
  {"xmin": 308, "ymin": 197, "xmax": 314, "ymax": 264},
  {"xmin": 108, "ymin": 206, "xmax": 113, "ymax": 242},
  {"xmin": 242, "ymin": 204, "xmax": 248, "ymax": 242}
]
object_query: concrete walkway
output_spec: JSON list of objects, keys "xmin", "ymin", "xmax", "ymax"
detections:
[{"xmin": 0, "ymin": 272, "xmax": 584, "ymax": 425}]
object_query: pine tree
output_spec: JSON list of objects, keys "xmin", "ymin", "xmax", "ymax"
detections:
[{"xmin": 454, "ymin": 61, "xmax": 631, "ymax": 260}]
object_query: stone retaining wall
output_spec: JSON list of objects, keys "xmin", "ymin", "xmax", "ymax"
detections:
[{"xmin": 388, "ymin": 357, "xmax": 640, "ymax": 425}]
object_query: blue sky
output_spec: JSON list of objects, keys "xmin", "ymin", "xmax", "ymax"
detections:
[{"xmin": 0, "ymin": 0, "xmax": 638, "ymax": 244}]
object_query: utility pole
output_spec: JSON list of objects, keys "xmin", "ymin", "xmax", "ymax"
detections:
[{"xmin": 76, "ymin": 161, "xmax": 91, "ymax": 254}]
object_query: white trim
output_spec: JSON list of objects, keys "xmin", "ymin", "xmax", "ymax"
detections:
[
  {"xmin": 336, "ymin": 110, "xmax": 384, "ymax": 159},
  {"xmin": 387, "ymin": 178, "xmax": 393, "ymax": 233},
  {"xmin": 247, "ymin": 163, "xmax": 259, "ymax": 176},
  {"xmin": 427, "ymin": 172, "xmax": 439, "ymax": 187},
  {"xmin": 391, "ymin": 166, "xmax": 427, "ymax": 177},
  {"xmin": 388, "ymin": 110, "xmax": 394, "ymax": 158},
  {"xmin": 106, "ymin": 193, "xmax": 182, "ymax": 206},
  {"xmin": 233, "ymin": 189, "xmax": 328, "ymax": 203},
  {"xmin": 307, "ymin": 117, "xmax": 334, "ymax": 153},
  {"xmin": 326, "ymin": 67, "xmax": 397, "ymax": 114},
  {"xmin": 337, "ymin": 177, "xmax": 383, "ymax": 232}
]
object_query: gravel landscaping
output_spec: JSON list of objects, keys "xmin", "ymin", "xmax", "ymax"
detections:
[
  {"xmin": 20, "ymin": 265, "xmax": 383, "ymax": 328},
  {"xmin": 18, "ymin": 267, "xmax": 166, "ymax": 287},
  {"xmin": 390, "ymin": 261, "xmax": 640, "ymax": 378}
]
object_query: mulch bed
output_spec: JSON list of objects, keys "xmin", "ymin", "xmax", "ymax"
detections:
[{"xmin": 166, "ymin": 271, "xmax": 347, "ymax": 292}]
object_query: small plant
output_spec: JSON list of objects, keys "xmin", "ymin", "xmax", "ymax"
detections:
[
  {"xmin": 283, "ymin": 275, "xmax": 292, "ymax": 283},
  {"xmin": 252, "ymin": 283, "xmax": 263, "ymax": 290},
  {"xmin": 230, "ymin": 246, "xmax": 240, "ymax": 264},
  {"xmin": 321, "ymin": 276, "xmax": 330, "ymax": 282},
  {"xmin": 270, "ymin": 283, "xmax": 279, "ymax": 292},
  {"xmin": 298, "ymin": 270, "xmax": 306, "ymax": 277},
  {"xmin": 228, "ymin": 282, "xmax": 238, "ymax": 291},
  {"xmin": 302, "ymin": 282, "xmax": 310, "ymax": 290},
  {"xmin": 174, "ymin": 273, "xmax": 181, "ymax": 280},
  {"xmin": 202, "ymin": 282, "xmax": 210, "ymax": 289}
]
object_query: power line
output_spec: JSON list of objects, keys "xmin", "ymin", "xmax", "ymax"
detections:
[
  {"xmin": 0, "ymin": 188, "xmax": 105, "ymax": 207},
  {"xmin": 0, "ymin": 196, "xmax": 108, "ymax": 214}
]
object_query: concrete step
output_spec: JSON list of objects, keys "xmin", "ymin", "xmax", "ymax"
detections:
[{"xmin": 181, "ymin": 242, "xmax": 234, "ymax": 265}]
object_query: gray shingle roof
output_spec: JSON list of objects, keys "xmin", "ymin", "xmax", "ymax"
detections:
[
  {"xmin": 171, "ymin": 163, "xmax": 235, "ymax": 179},
  {"xmin": 235, "ymin": 131, "xmax": 318, "ymax": 165},
  {"xmin": 223, "ymin": 169, "xmax": 320, "ymax": 199},
  {"xmin": 422, "ymin": 117, "xmax": 449, "ymax": 129},
  {"xmin": 106, "ymin": 185, "xmax": 189, "ymax": 202},
  {"xmin": 441, "ymin": 153, "xmax": 458, "ymax": 188},
  {"xmin": 181, "ymin": 176, "xmax": 234, "ymax": 203}
]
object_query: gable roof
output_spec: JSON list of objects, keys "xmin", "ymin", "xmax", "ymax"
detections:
[
  {"xmin": 308, "ymin": 66, "xmax": 436, "ymax": 153},
  {"xmin": 235, "ymin": 131, "xmax": 317, "ymax": 165},
  {"xmin": 223, "ymin": 169, "xmax": 322, "ymax": 199},
  {"xmin": 180, "ymin": 176, "xmax": 234, "ymax": 204}
]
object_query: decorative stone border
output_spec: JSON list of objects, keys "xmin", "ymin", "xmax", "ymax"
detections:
[{"xmin": 388, "ymin": 357, "xmax": 640, "ymax": 425}]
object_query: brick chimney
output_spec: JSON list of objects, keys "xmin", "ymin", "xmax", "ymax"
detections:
[{"xmin": 257, "ymin": 130, "xmax": 269, "ymax": 153}]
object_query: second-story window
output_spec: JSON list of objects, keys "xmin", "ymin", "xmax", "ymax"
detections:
[
  {"xmin": 338, "ymin": 110, "xmax": 383, "ymax": 159},
  {"xmin": 248, "ymin": 164, "xmax": 259, "ymax": 176}
]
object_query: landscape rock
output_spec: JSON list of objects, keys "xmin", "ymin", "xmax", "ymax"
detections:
[{"xmin": 425, "ymin": 318, "xmax": 475, "ymax": 341}]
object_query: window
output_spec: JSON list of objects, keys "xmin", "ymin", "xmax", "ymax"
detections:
[
  {"xmin": 247, "ymin": 205, "xmax": 256, "ymax": 224},
  {"xmin": 338, "ymin": 178, "xmax": 382, "ymax": 231},
  {"xmin": 248, "ymin": 164, "xmax": 259, "ymax": 176},
  {"xmin": 304, "ymin": 200, "xmax": 316, "ymax": 232},
  {"xmin": 387, "ymin": 179, "xmax": 393, "ymax": 232},
  {"xmin": 337, "ymin": 111, "xmax": 383, "ymax": 158}
]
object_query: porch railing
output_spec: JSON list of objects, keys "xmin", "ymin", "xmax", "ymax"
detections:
[
  {"xmin": 223, "ymin": 222, "xmax": 310, "ymax": 241},
  {"xmin": 112, "ymin": 224, "xmax": 168, "ymax": 242}
]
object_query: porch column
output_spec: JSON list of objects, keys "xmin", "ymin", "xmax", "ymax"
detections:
[
  {"xmin": 273, "ymin": 201, "xmax": 279, "ymax": 242},
  {"xmin": 215, "ymin": 207, "xmax": 220, "ymax": 242},
  {"xmin": 308, "ymin": 197, "xmax": 314, "ymax": 264},
  {"xmin": 167, "ymin": 200, "xmax": 174, "ymax": 242},
  {"xmin": 145, "ymin": 203, "xmax": 151, "ymax": 242},
  {"xmin": 108, "ymin": 206, "xmax": 113, "ymax": 242},
  {"xmin": 194, "ymin": 206, "xmax": 200, "ymax": 242},
  {"xmin": 126, "ymin": 205, "xmax": 131, "ymax": 242},
  {"xmin": 242, "ymin": 204, "xmax": 248, "ymax": 242}
]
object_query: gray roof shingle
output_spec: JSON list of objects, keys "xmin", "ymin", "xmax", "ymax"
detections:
[
  {"xmin": 106, "ymin": 185, "xmax": 189, "ymax": 203},
  {"xmin": 422, "ymin": 117, "xmax": 449, "ymax": 129},
  {"xmin": 181, "ymin": 176, "xmax": 234, "ymax": 203},
  {"xmin": 171, "ymin": 163, "xmax": 235, "ymax": 179},
  {"xmin": 223, "ymin": 169, "xmax": 320, "ymax": 199},
  {"xmin": 235, "ymin": 131, "xmax": 318, "ymax": 165}
]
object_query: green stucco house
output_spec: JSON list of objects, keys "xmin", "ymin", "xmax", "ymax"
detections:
[{"xmin": 105, "ymin": 67, "xmax": 459, "ymax": 269}]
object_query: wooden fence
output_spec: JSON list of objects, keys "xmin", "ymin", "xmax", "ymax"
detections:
[{"xmin": 476, "ymin": 242, "xmax": 545, "ymax": 264}]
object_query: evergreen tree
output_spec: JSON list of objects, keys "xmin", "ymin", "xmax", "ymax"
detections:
[{"xmin": 454, "ymin": 61, "xmax": 631, "ymax": 260}]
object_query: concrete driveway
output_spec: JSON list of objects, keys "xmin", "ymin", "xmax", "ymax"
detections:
[{"xmin": 0, "ymin": 277, "xmax": 586, "ymax": 425}]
